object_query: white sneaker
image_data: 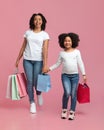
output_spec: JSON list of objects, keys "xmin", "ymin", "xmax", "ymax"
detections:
[
  {"xmin": 68, "ymin": 110, "xmax": 75, "ymax": 120},
  {"xmin": 61, "ymin": 109, "xmax": 67, "ymax": 119},
  {"xmin": 37, "ymin": 94, "xmax": 43, "ymax": 106},
  {"xmin": 30, "ymin": 103, "xmax": 36, "ymax": 114}
]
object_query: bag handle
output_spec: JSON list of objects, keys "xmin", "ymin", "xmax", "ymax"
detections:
[
  {"xmin": 83, "ymin": 83, "xmax": 88, "ymax": 87},
  {"xmin": 14, "ymin": 67, "xmax": 19, "ymax": 74},
  {"xmin": 79, "ymin": 82, "xmax": 88, "ymax": 88}
]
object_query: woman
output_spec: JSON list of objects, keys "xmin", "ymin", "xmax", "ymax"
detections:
[{"xmin": 15, "ymin": 13, "xmax": 50, "ymax": 113}]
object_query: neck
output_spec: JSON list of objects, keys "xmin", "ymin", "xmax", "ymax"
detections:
[
  {"xmin": 33, "ymin": 28, "xmax": 41, "ymax": 32},
  {"xmin": 64, "ymin": 48, "xmax": 74, "ymax": 52}
]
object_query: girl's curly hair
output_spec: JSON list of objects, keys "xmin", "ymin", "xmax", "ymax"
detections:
[{"xmin": 58, "ymin": 32, "xmax": 80, "ymax": 48}]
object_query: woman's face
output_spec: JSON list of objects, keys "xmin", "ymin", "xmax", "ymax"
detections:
[
  {"xmin": 64, "ymin": 36, "xmax": 72, "ymax": 49},
  {"xmin": 34, "ymin": 15, "xmax": 43, "ymax": 29}
]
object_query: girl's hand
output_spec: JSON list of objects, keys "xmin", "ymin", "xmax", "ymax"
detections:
[{"xmin": 83, "ymin": 75, "xmax": 87, "ymax": 83}]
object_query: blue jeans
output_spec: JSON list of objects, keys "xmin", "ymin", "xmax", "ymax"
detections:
[
  {"xmin": 61, "ymin": 73, "xmax": 79, "ymax": 111},
  {"xmin": 23, "ymin": 59, "xmax": 43, "ymax": 103}
]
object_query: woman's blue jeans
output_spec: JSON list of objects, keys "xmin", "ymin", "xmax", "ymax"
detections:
[
  {"xmin": 23, "ymin": 59, "xmax": 43, "ymax": 103},
  {"xmin": 61, "ymin": 73, "xmax": 79, "ymax": 111}
]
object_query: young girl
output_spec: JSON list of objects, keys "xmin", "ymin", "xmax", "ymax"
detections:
[
  {"xmin": 15, "ymin": 13, "xmax": 50, "ymax": 114},
  {"xmin": 49, "ymin": 33, "xmax": 87, "ymax": 120}
]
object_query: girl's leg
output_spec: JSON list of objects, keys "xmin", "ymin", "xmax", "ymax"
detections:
[
  {"xmin": 68, "ymin": 74, "xmax": 79, "ymax": 120},
  {"xmin": 70, "ymin": 74, "xmax": 79, "ymax": 111},
  {"xmin": 61, "ymin": 74, "xmax": 71, "ymax": 119},
  {"xmin": 61, "ymin": 74, "xmax": 71, "ymax": 109}
]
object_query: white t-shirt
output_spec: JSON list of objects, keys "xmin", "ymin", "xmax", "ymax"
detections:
[
  {"xmin": 50, "ymin": 49, "xmax": 86, "ymax": 75},
  {"xmin": 23, "ymin": 30, "xmax": 50, "ymax": 61}
]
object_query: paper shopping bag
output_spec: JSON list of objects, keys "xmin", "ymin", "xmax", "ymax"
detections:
[
  {"xmin": 6, "ymin": 72, "xmax": 27, "ymax": 100},
  {"xmin": 6, "ymin": 75, "xmax": 12, "ymax": 98},
  {"xmin": 11, "ymin": 75, "xmax": 20, "ymax": 100},
  {"xmin": 16, "ymin": 73, "xmax": 27, "ymax": 98},
  {"xmin": 77, "ymin": 83, "xmax": 90, "ymax": 103},
  {"xmin": 37, "ymin": 74, "xmax": 51, "ymax": 92}
]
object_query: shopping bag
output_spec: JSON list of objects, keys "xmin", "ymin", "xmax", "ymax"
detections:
[
  {"xmin": 16, "ymin": 73, "xmax": 27, "ymax": 98},
  {"xmin": 77, "ymin": 83, "xmax": 90, "ymax": 103},
  {"xmin": 6, "ymin": 72, "xmax": 27, "ymax": 100},
  {"xmin": 37, "ymin": 74, "xmax": 51, "ymax": 92},
  {"xmin": 6, "ymin": 75, "xmax": 12, "ymax": 98},
  {"xmin": 11, "ymin": 75, "xmax": 20, "ymax": 100}
]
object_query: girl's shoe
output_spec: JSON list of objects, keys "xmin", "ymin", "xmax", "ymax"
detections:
[
  {"xmin": 61, "ymin": 109, "xmax": 67, "ymax": 119},
  {"xmin": 68, "ymin": 110, "xmax": 75, "ymax": 120},
  {"xmin": 30, "ymin": 102, "xmax": 36, "ymax": 114}
]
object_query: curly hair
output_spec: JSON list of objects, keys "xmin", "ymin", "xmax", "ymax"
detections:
[
  {"xmin": 58, "ymin": 32, "xmax": 80, "ymax": 48},
  {"xmin": 29, "ymin": 13, "xmax": 47, "ymax": 30}
]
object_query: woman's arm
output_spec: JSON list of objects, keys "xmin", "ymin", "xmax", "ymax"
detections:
[
  {"xmin": 15, "ymin": 38, "xmax": 27, "ymax": 67},
  {"xmin": 42, "ymin": 39, "xmax": 49, "ymax": 73}
]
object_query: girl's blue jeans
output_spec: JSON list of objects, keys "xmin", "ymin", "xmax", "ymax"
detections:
[
  {"xmin": 23, "ymin": 59, "xmax": 43, "ymax": 103},
  {"xmin": 61, "ymin": 73, "xmax": 79, "ymax": 111}
]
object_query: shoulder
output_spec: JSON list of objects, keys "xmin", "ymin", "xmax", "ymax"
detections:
[
  {"xmin": 24, "ymin": 29, "xmax": 32, "ymax": 35},
  {"xmin": 41, "ymin": 31, "xmax": 50, "ymax": 39},
  {"xmin": 74, "ymin": 49, "xmax": 82, "ymax": 57},
  {"xmin": 24, "ymin": 29, "xmax": 33, "ymax": 38},
  {"xmin": 42, "ymin": 31, "xmax": 49, "ymax": 36},
  {"xmin": 25, "ymin": 29, "xmax": 32, "ymax": 34},
  {"xmin": 59, "ymin": 51, "xmax": 65, "ymax": 55},
  {"xmin": 74, "ymin": 49, "xmax": 80, "ymax": 53}
]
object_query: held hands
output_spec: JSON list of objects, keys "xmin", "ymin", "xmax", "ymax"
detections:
[{"xmin": 42, "ymin": 66, "xmax": 50, "ymax": 74}]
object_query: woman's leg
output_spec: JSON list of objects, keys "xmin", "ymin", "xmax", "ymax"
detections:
[
  {"xmin": 33, "ymin": 61, "xmax": 43, "ymax": 95},
  {"xmin": 23, "ymin": 60, "xmax": 34, "ymax": 103}
]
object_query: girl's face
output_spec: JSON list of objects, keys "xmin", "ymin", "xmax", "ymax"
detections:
[
  {"xmin": 64, "ymin": 36, "xmax": 72, "ymax": 49},
  {"xmin": 34, "ymin": 15, "xmax": 43, "ymax": 29}
]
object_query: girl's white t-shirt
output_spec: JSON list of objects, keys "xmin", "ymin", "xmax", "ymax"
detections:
[
  {"xmin": 50, "ymin": 49, "xmax": 86, "ymax": 75},
  {"xmin": 23, "ymin": 30, "xmax": 50, "ymax": 61}
]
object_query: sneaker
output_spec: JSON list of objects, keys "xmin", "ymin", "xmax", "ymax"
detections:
[
  {"xmin": 61, "ymin": 109, "xmax": 67, "ymax": 119},
  {"xmin": 37, "ymin": 94, "xmax": 43, "ymax": 106},
  {"xmin": 30, "ymin": 103, "xmax": 36, "ymax": 114},
  {"xmin": 68, "ymin": 110, "xmax": 75, "ymax": 120}
]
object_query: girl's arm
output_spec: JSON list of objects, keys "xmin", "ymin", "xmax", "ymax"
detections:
[
  {"xmin": 77, "ymin": 50, "xmax": 87, "ymax": 83},
  {"xmin": 49, "ymin": 54, "xmax": 62, "ymax": 71},
  {"xmin": 15, "ymin": 38, "xmax": 27, "ymax": 67},
  {"xmin": 42, "ymin": 39, "xmax": 49, "ymax": 73}
]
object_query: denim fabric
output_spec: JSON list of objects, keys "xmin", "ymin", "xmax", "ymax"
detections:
[
  {"xmin": 23, "ymin": 59, "xmax": 43, "ymax": 103},
  {"xmin": 61, "ymin": 73, "xmax": 79, "ymax": 111}
]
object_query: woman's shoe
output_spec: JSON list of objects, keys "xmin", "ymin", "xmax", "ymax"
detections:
[
  {"xmin": 68, "ymin": 110, "xmax": 75, "ymax": 120},
  {"xmin": 61, "ymin": 109, "xmax": 67, "ymax": 119},
  {"xmin": 37, "ymin": 94, "xmax": 43, "ymax": 106},
  {"xmin": 30, "ymin": 102, "xmax": 36, "ymax": 114}
]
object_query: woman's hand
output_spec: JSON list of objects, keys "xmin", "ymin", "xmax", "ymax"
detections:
[
  {"xmin": 15, "ymin": 59, "xmax": 19, "ymax": 68},
  {"xmin": 42, "ymin": 66, "xmax": 50, "ymax": 73}
]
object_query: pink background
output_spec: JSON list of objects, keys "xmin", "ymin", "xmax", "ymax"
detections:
[{"xmin": 0, "ymin": 0, "xmax": 104, "ymax": 129}]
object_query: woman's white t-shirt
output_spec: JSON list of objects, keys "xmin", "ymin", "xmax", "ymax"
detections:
[{"xmin": 23, "ymin": 30, "xmax": 50, "ymax": 61}]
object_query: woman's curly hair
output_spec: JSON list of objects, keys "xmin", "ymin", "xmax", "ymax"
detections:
[
  {"xmin": 29, "ymin": 13, "xmax": 47, "ymax": 30},
  {"xmin": 58, "ymin": 32, "xmax": 80, "ymax": 48}
]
